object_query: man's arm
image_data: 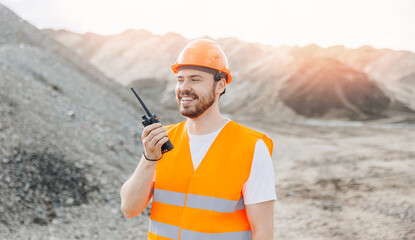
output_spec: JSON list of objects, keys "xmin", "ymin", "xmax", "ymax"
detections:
[
  {"xmin": 243, "ymin": 138, "xmax": 276, "ymax": 239},
  {"xmin": 246, "ymin": 200, "xmax": 275, "ymax": 240},
  {"xmin": 120, "ymin": 123, "xmax": 168, "ymax": 218},
  {"xmin": 120, "ymin": 158, "xmax": 156, "ymax": 218}
]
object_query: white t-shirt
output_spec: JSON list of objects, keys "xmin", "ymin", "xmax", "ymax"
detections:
[{"xmin": 154, "ymin": 119, "xmax": 277, "ymax": 205}]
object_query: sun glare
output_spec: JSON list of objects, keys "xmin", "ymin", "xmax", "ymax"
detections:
[{"xmin": 1, "ymin": 0, "xmax": 414, "ymax": 51}]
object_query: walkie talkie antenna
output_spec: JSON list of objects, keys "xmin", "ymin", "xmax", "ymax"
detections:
[
  {"xmin": 130, "ymin": 87, "xmax": 152, "ymax": 116},
  {"xmin": 130, "ymin": 86, "xmax": 174, "ymax": 153}
]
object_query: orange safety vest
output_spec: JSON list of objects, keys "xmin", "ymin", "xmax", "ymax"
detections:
[{"xmin": 148, "ymin": 120, "xmax": 273, "ymax": 240}]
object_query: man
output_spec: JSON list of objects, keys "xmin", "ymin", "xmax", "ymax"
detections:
[{"xmin": 121, "ymin": 39, "xmax": 276, "ymax": 240}]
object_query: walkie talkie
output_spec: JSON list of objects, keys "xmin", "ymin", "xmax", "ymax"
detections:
[{"xmin": 130, "ymin": 87, "xmax": 174, "ymax": 154}]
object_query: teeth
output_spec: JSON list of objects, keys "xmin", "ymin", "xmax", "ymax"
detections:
[{"xmin": 182, "ymin": 97, "xmax": 194, "ymax": 101}]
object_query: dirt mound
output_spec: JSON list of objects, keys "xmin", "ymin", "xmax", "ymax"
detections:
[
  {"xmin": 279, "ymin": 58, "xmax": 391, "ymax": 119},
  {"xmin": 0, "ymin": 147, "xmax": 99, "ymax": 226},
  {"xmin": 44, "ymin": 28, "xmax": 187, "ymax": 85}
]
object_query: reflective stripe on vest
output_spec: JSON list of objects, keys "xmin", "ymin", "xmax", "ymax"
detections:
[
  {"xmin": 150, "ymin": 219, "xmax": 251, "ymax": 240},
  {"xmin": 149, "ymin": 219, "xmax": 180, "ymax": 239},
  {"xmin": 153, "ymin": 189, "xmax": 245, "ymax": 213}
]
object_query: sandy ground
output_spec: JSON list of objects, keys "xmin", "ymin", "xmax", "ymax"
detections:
[{"xmin": 249, "ymin": 119, "xmax": 415, "ymax": 240}]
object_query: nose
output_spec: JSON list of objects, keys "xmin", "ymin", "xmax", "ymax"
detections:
[{"xmin": 180, "ymin": 78, "xmax": 192, "ymax": 92}]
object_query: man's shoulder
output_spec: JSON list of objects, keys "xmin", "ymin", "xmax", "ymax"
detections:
[
  {"xmin": 230, "ymin": 121, "xmax": 268, "ymax": 139},
  {"xmin": 230, "ymin": 121, "xmax": 274, "ymax": 156}
]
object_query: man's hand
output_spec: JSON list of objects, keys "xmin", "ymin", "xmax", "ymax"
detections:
[{"xmin": 141, "ymin": 123, "xmax": 169, "ymax": 160}]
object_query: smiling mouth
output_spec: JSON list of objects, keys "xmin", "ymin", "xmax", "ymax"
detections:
[{"xmin": 180, "ymin": 96, "xmax": 196, "ymax": 106}]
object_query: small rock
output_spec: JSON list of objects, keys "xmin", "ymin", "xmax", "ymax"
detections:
[
  {"xmin": 66, "ymin": 197, "xmax": 74, "ymax": 205},
  {"xmin": 51, "ymin": 218, "xmax": 60, "ymax": 224},
  {"xmin": 32, "ymin": 216, "xmax": 48, "ymax": 225},
  {"xmin": 111, "ymin": 208, "xmax": 119, "ymax": 214},
  {"xmin": 47, "ymin": 209, "xmax": 57, "ymax": 218},
  {"xmin": 67, "ymin": 110, "xmax": 75, "ymax": 118}
]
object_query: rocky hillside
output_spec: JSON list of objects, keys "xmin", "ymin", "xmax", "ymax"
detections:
[
  {"xmin": 0, "ymin": 4, "xmax": 180, "ymax": 239},
  {"xmin": 45, "ymin": 29, "xmax": 415, "ymax": 121},
  {"xmin": 279, "ymin": 58, "xmax": 391, "ymax": 119},
  {"xmin": 289, "ymin": 44, "xmax": 415, "ymax": 111}
]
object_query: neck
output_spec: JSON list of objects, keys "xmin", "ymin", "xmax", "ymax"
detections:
[{"xmin": 186, "ymin": 104, "xmax": 227, "ymax": 135}]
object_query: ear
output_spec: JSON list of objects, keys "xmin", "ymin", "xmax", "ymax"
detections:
[{"xmin": 216, "ymin": 78, "xmax": 226, "ymax": 95}]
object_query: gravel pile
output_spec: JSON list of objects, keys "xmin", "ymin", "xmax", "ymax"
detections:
[
  {"xmin": 0, "ymin": 3, "xmax": 180, "ymax": 239},
  {"xmin": 0, "ymin": 147, "xmax": 99, "ymax": 226}
]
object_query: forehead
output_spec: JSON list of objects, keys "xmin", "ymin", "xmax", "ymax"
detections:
[{"xmin": 176, "ymin": 69, "xmax": 212, "ymax": 78}]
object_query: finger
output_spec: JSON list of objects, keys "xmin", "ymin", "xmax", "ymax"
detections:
[
  {"xmin": 149, "ymin": 131, "xmax": 168, "ymax": 147},
  {"xmin": 155, "ymin": 136, "xmax": 169, "ymax": 148},
  {"xmin": 142, "ymin": 122, "xmax": 162, "ymax": 138},
  {"xmin": 141, "ymin": 123, "xmax": 162, "ymax": 138},
  {"xmin": 145, "ymin": 126, "xmax": 167, "ymax": 141}
]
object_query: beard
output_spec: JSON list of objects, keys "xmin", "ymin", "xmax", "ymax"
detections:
[{"xmin": 177, "ymin": 83, "xmax": 216, "ymax": 119}]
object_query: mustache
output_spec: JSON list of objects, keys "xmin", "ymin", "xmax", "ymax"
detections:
[{"xmin": 179, "ymin": 91, "xmax": 198, "ymax": 99}]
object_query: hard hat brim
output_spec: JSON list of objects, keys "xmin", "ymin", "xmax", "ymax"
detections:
[{"xmin": 171, "ymin": 63, "xmax": 232, "ymax": 84}]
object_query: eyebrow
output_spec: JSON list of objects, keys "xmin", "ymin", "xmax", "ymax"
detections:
[
  {"xmin": 190, "ymin": 75, "xmax": 203, "ymax": 78},
  {"xmin": 177, "ymin": 75, "xmax": 203, "ymax": 78}
]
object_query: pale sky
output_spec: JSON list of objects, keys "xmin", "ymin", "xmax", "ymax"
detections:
[{"xmin": 1, "ymin": 0, "xmax": 415, "ymax": 52}]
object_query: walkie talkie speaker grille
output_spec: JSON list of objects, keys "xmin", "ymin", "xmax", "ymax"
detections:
[{"xmin": 161, "ymin": 141, "xmax": 174, "ymax": 153}]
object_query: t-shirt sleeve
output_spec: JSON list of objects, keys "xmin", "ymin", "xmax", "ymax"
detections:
[{"xmin": 242, "ymin": 139, "xmax": 277, "ymax": 205}]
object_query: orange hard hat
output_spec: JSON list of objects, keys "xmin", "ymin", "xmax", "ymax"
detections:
[{"xmin": 171, "ymin": 39, "xmax": 232, "ymax": 84}]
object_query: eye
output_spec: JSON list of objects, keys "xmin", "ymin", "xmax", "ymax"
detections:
[
  {"xmin": 191, "ymin": 78, "xmax": 200, "ymax": 82},
  {"xmin": 177, "ymin": 78, "xmax": 184, "ymax": 83}
]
